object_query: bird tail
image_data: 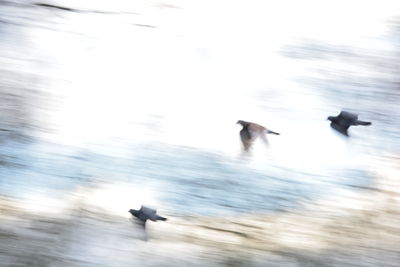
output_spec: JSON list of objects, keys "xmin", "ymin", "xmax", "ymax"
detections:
[
  {"xmin": 355, "ymin": 120, "xmax": 371, "ymax": 126},
  {"xmin": 156, "ymin": 215, "xmax": 167, "ymax": 221},
  {"xmin": 267, "ymin": 130, "xmax": 280, "ymax": 135}
]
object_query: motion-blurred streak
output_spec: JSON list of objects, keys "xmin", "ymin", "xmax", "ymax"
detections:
[{"xmin": 34, "ymin": 2, "xmax": 140, "ymax": 15}]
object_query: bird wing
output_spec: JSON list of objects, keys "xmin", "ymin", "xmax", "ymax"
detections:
[
  {"xmin": 248, "ymin": 123, "xmax": 265, "ymax": 133},
  {"xmin": 141, "ymin": 206, "xmax": 161, "ymax": 221},
  {"xmin": 240, "ymin": 128, "xmax": 252, "ymax": 141},
  {"xmin": 330, "ymin": 122, "xmax": 349, "ymax": 136},
  {"xmin": 239, "ymin": 128, "xmax": 253, "ymax": 151},
  {"xmin": 338, "ymin": 111, "xmax": 358, "ymax": 122},
  {"xmin": 141, "ymin": 206, "xmax": 156, "ymax": 215}
]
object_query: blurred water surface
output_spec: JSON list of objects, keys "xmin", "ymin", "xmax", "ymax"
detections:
[
  {"xmin": 1, "ymin": 0, "xmax": 400, "ymax": 214},
  {"xmin": 1, "ymin": 0, "xmax": 400, "ymax": 265}
]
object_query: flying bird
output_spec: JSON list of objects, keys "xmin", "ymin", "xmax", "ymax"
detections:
[
  {"xmin": 129, "ymin": 206, "xmax": 167, "ymax": 229},
  {"xmin": 236, "ymin": 120, "xmax": 280, "ymax": 151},
  {"xmin": 327, "ymin": 111, "xmax": 371, "ymax": 136}
]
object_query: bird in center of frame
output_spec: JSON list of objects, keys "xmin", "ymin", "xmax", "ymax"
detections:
[
  {"xmin": 129, "ymin": 206, "xmax": 167, "ymax": 229},
  {"xmin": 236, "ymin": 120, "xmax": 280, "ymax": 151}
]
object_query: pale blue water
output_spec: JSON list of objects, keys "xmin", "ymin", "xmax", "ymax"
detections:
[
  {"xmin": 0, "ymin": 0, "xmax": 399, "ymax": 217},
  {"xmin": 0, "ymin": 137, "xmax": 374, "ymax": 216}
]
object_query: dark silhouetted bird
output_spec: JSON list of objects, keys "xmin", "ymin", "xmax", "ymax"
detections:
[
  {"xmin": 236, "ymin": 120, "xmax": 280, "ymax": 151},
  {"xmin": 129, "ymin": 206, "xmax": 167, "ymax": 229},
  {"xmin": 327, "ymin": 111, "xmax": 371, "ymax": 136}
]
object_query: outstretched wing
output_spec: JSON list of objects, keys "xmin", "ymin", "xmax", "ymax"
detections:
[
  {"xmin": 240, "ymin": 128, "xmax": 253, "ymax": 151},
  {"xmin": 141, "ymin": 206, "xmax": 167, "ymax": 221},
  {"xmin": 141, "ymin": 206, "xmax": 156, "ymax": 215},
  {"xmin": 338, "ymin": 111, "xmax": 358, "ymax": 122},
  {"xmin": 330, "ymin": 122, "xmax": 349, "ymax": 136}
]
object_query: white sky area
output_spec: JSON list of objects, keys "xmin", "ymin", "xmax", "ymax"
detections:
[{"xmin": 29, "ymin": 0, "xmax": 399, "ymax": 164}]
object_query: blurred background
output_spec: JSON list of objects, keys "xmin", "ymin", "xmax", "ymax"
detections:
[{"xmin": 1, "ymin": 0, "xmax": 400, "ymax": 266}]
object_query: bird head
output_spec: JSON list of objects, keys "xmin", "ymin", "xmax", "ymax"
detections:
[
  {"xmin": 129, "ymin": 209, "xmax": 139, "ymax": 217},
  {"xmin": 327, "ymin": 116, "xmax": 334, "ymax": 122},
  {"xmin": 236, "ymin": 120, "xmax": 246, "ymax": 125}
]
